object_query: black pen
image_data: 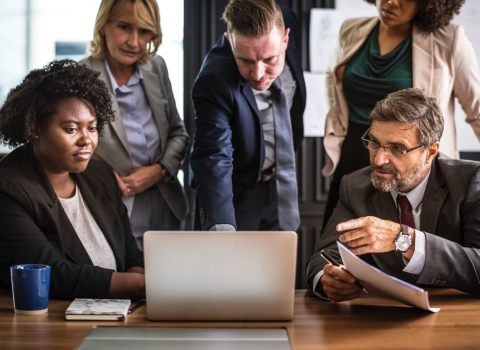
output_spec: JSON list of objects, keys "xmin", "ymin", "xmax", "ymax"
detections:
[
  {"xmin": 320, "ymin": 250, "xmax": 368, "ymax": 294},
  {"xmin": 128, "ymin": 299, "xmax": 146, "ymax": 314}
]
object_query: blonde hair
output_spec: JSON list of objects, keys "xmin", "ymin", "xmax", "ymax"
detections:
[
  {"xmin": 89, "ymin": 0, "xmax": 162, "ymax": 64},
  {"xmin": 222, "ymin": 0, "xmax": 284, "ymax": 37}
]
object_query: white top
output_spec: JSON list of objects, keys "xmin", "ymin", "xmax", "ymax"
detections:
[{"xmin": 59, "ymin": 185, "xmax": 117, "ymax": 271}]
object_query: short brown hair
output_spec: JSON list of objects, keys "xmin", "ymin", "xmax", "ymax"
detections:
[
  {"xmin": 364, "ymin": 0, "xmax": 465, "ymax": 33},
  {"xmin": 89, "ymin": 0, "xmax": 162, "ymax": 64},
  {"xmin": 222, "ymin": 0, "xmax": 284, "ymax": 37},
  {"xmin": 369, "ymin": 88, "xmax": 444, "ymax": 146}
]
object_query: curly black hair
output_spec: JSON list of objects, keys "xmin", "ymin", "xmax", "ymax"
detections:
[
  {"xmin": 364, "ymin": 0, "xmax": 465, "ymax": 33},
  {"xmin": 0, "ymin": 59, "xmax": 115, "ymax": 148}
]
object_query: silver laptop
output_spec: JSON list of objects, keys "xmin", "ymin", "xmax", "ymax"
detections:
[{"xmin": 144, "ymin": 231, "xmax": 297, "ymax": 321}]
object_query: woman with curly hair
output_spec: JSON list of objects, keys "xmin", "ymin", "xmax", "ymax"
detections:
[
  {"xmin": 0, "ymin": 59, "xmax": 145, "ymax": 300},
  {"xmin": 80, "ymin": 0, "xmax": 189, "ymax": 250},
  {"xmin": 322, "ymin": 0, "xmax": 480, "ymax": 228}
]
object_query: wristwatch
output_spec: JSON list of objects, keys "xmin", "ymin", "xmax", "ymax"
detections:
[{"xmin": 395, "ymin": 224, "xmax": 412, "ymax": 252}]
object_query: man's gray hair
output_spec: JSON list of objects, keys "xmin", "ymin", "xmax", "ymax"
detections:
[{"xmin": 369, "ymin": 88, "xmax": 444, "ymax": 146}]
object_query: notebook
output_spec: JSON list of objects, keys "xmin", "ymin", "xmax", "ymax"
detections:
[
  {"xmin": 143, "ymin": 230, "xmax": 297, "ymax": 321},
  {"xmin": 65, "ymin": 299, "xmax": 131, "ymax": 321}
]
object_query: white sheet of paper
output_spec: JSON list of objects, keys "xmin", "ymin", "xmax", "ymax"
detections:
[
  {"xmin": 337, "ymin": 242, "xmax": 440, "ymax": 312},
  {"xmin": 303, "ymin": 72, "xmax": 327, "ymax": 137}
]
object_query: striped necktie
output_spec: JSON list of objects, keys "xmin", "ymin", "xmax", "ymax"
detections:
[{"xmin": 270, "ymin": 78, "xmax": 300, "ymax": 231}]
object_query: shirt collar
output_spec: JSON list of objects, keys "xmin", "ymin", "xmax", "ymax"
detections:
[
  {"xmin": 104, "ymin": 60, "xmax": 143, "ymax": 95},
  {"xmin": 391, "ymin": 169, "xmax": 431, "ymax": 212}
]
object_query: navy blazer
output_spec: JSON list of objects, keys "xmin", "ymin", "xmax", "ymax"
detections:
[
  {"xmin": 0, "ymin": 145, "xmax": 144, "ymax": 299},
  {"xmin": 306, "ymin": 153, "xmax": 480, "ymax": 296},
  {"xmin": 191, "ymin": 6, "xmax": 306, "ymax": 230}
]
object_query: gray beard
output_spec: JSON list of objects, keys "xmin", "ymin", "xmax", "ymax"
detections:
[{"xmin": 370, "ymin": 154, "xmax": 425, "ymax": 193}]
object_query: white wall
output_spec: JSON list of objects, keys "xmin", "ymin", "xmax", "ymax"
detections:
[{"xmin": 0, "ymin": 0, "xmax": 184, "ymax": 154}]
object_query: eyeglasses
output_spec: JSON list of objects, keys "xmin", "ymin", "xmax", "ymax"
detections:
[{"xmin": 361, "ymin": 128, "xmax": 425, "ymax": 158}]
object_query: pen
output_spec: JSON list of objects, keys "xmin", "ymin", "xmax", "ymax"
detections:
[
  {"xmin": 320, "ymin": 250, "xmax": 368, "ymax": 294},
  {"xmin": 128, "ymin": 299, "xmax": 146, "ymax": 314}
]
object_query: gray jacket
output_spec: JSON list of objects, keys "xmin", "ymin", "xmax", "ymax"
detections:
[
  {"xmin": 79, "ymin": 55, "xmax": 189, "ymax": 221},
  {"xmin": 307, "ymin": 153, "xmax": 480, "ymax": 296}
]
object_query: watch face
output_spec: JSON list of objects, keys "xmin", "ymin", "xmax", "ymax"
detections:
[{"xmin": 395, "ymin": 234, "xmax": 411, "ymax": 252}]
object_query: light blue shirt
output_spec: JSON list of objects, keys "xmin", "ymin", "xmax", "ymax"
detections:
[{"xmin": 105, "ymin": 61, "xmax": 161, "ymax": 169}]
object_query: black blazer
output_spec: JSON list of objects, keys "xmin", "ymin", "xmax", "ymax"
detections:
[
  {"xmin": 306, "ymin": 153, "xmax": 480, "ymax": 296},
  {"xmin": 190, "ymin": 6, "xmax": 306, "ymax": 229},
  {"xmin": 0, "ymin": 145, "xmax": 144, "ymax": 299}
]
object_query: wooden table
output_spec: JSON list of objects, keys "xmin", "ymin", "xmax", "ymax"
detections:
[{"xmin": 1, "ymin": 288, "xmax": 480, "ymax": 349}]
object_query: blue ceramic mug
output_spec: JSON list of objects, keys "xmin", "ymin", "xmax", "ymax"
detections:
[{"xmin": 10, "ymin": 264, "xmax": 51, "ymax": 315}]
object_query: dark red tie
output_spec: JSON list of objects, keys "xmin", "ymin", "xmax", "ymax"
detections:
[{"xmin": 397, "ymin": 195, "xmax": 415, "ymax": 228}]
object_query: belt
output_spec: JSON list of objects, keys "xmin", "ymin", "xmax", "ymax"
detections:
[{"xmin": 260, "ymin": 165, "xmax": 276, "ymax": 182}]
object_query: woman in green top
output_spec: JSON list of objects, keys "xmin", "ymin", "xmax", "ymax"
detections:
[{"xmin": 322, "ymin": 0, "xmax": 480, "ymax": 229}]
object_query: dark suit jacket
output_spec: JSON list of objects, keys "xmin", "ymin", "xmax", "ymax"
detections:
[
  {"xmin": 306, "ymin": 153, "xmax": 480, "ymax": 296},
  {"xmin": 190, "ymin": 6, "xmax": 306, "ymax": 230},
  {"xmin": 0, "ymin": 145, "xmax": 144, "ymax": 299}
]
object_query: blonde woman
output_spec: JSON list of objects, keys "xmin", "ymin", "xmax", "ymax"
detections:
[{"xmin": 80, "ymin": 0, "xmax": 189, "ymax": 250}]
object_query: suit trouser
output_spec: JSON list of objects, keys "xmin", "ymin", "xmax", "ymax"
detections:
[{"xmin": 130, "ymin": 186, "xmax": 182, "ymax": 250}]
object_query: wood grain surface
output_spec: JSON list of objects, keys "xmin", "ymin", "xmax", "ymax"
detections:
[{"xmin": 1, "ymin": 288, "xmax": 479, "ymax": 349}]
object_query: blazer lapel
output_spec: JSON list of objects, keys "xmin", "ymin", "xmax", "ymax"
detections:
[
  {"xmin": 240, "ymin": 79, "xmax": 260, "ymax": 120},
  {"xmin": 338, "ymin": 17, "xmax": 379, "ymax": 68},
  {"xmin": 285, "ymin": 42, "xmax": 306, "ymax": 106},
  {"xmin": 420, "ymin": 159, "xmax": 447, "ymax": 234},
  {"xmin": 50, "ymin": 200, "xmax": 94, "ymax": 265},
  {"xmin": 334, "ymin": 17, "xmax": 378, "ymax": 129},
  {"xmin": 19, "ymin": 146, "xmax": 56, "ymax": 208},
  {"xmin": 140, "ymin": 61, "xmax": 168, "ymax": 155},
  {"xmin": 412, "ymin": 26, "xmax": 433, "ymax": 91},
  {"xmin": 372, "ymin": 190, "xmax": 398, "ymax": 223},
  {"xmin": 90, "ymin": 57, "xmax": 132, "ymax": 158},
  {"xmin": 19, "ymin": 147, "xmax": 93, "ymax": 265},
  {"xmin": 74, "ymin": 172, "xmax": 124, "ymax": 268}
]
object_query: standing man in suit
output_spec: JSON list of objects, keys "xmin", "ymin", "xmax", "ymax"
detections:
[
  {"xmin": 191, "ymin": 0, "xmax": 306, "ymax": 231},
  {"xmin": 307, "ymin": 88, "xmax": 480, "ymax": 299}
]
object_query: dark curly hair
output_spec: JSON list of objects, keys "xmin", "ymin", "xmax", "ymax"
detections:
[
  {"xmin": 0, "ymin": 59, "xmax": 115, "ymax": 148},
  {"xmin": 364, "ymin": 0, "xmax": 465, "ymax": 33}
]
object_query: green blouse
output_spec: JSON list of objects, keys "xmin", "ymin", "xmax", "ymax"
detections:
[{"xmin": 342, "ymin": 24, "xmax": 413, "ymax": 125}]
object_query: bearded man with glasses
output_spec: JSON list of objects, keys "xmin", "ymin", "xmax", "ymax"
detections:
[{"xmin": 307, "ymin": 88, "xmax": 480, "ymax": 301}]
